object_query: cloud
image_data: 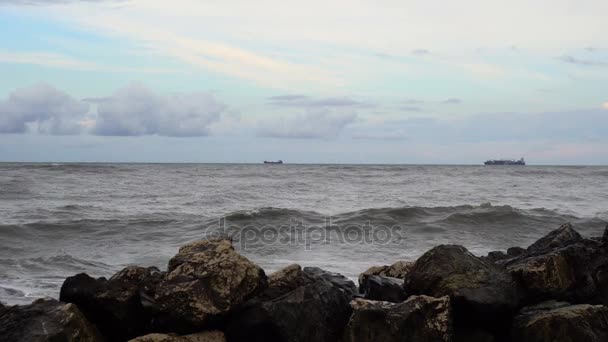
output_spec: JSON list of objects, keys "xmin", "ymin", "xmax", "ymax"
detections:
[
  {"xmin": 0, "ymin": 51, "xmax": 178, "ymax": 74},
  {"xmin": 411, "ymin": 49, "xmax": 430, "ymax": 55},
  {"xmin": 441, "ymin": 98, "xmax": 462, "ymax": 104},
  {"xmin": 559, "ymin": 55, "xmax": 608, "ymax": 67},
  {"xmin": 257, "ymin": 109, "xmax": 356, "ymax": 139},
  {"xmin": 268, "ymin": 95, "xmax": 373, "ymax": 108},
  {"xmin": 91, "ymin": 83, "xmax": 226, "ymax": 137},
  {"xmin": 0, "ymin": 0, "xmax": 123, "ymax": 5},
  {"xmin": 401, "ymin": 106, "xmax": 424, "ymax": 112},
  {"xmin": 0, "ymin": 83, "xmax": 90, "ymax": 134},
  {"xmin": 602, "ymin": 102, "xmax": 608, "ymax": 110}
]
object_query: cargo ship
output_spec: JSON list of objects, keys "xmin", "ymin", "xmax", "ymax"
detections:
[
  {"xmin": 484, "ymin": 158, "xmax": 525, "ymax": 165},
  {"xmin": 263, "ymin": 160, "xmax": 283, "ymax": 164}
]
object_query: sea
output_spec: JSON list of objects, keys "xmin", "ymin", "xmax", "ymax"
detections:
[{"xmin": 1, "ymin": 163, "xmax": 607, "ymax": 305}]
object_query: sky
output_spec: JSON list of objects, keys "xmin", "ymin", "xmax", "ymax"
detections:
[{"xmin": 0, "ymin": 0, "xmax": 607, "ymax": 164}]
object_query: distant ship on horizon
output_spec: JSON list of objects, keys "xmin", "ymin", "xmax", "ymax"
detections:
[
  {"xmin": 263, "ymin": 160, "xmax": 283, "ymax": 164},
  {"xmin": 484, "ymin": 157, "xmax": 525, "ymax": 165}
]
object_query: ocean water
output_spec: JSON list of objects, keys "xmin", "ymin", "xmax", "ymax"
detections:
[{"xmin": 0, "ymin": 163, "xmax": 607, "ymax": 304}]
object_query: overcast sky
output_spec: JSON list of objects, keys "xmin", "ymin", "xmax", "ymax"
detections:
[{"xmin": 0, "ymin": 0, "xmax": 607, "ymax": 164}]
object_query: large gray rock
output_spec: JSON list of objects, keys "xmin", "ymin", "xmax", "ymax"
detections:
[
  {"xmin": 225, "ymin": 265, "xmax": 353, "ymax": 342},
  {"xmin": 342, "ymin": 296, "xmax": 452, "ymax": 342},
  {"xmin": 359, "ymin": 261, "xmax": 413, "ymax": 284},
  {"xmin": 155, "ymin": 238, "xmax": 267, "ymax": 327},
  {"xmin": 128, "ymin": 331, "xmax": 225, "ymax": 342},
  {"xmin": 512, "ymin": 300, "xmax": 608, "ymax": 342},
  {"xmin": 0, "ymin": 298, "xmax": 103, "ymax": 342},
  {"xmin": 404, "ymin": 245, "xmax": 519, "ymax": 330},
  {"xmin": 501, "ymin": 224, "xmax": 608, "ymax": 305},
  {"xmin": 303, "ymin": 267, "xmax": 357, "ymax": 296},
  {"xmin": 526, "ymin": 223, "xmax": 582, "ymax": 253},
  {"xmin": 359, "ymin": 275, "xmax": 406, "ymax": 303},
  {"xmin": 60, "ymin": 266, "xmax": 165, "ymax": 341}
]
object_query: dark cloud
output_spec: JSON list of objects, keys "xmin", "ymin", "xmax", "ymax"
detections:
[
  {"xmin": 411, "ymin": 49, "xmax": 430, "ymax": 55},
  {"xmin": 257, "ymin": 109, "xmax": 356, "ymax": 139},
  {"xmin": 268, "ymin": 95, "xmax": 373, "ymax": 108},
  {"xmin": 559, "ymin": 55, "xmax": 608, "ymax": 67},
  {"xmin": 92, "ymin": 83, "xmax": 226, "ymax": 137},
  {"xmin": 441, "ymin": 98, "xmax": 462, "ymax": 104},
  {"xmin": 0, "ymin": 83, "xmax": 90, "ymax": 134}
]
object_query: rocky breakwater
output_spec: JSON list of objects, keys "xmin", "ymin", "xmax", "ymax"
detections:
[{"xmin": 1, "ymin": 223, "xmax": 608, "ymax": 341}]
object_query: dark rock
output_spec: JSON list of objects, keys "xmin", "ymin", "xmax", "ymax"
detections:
[
  {"xmin": 225, "ymin": 266, "xmax": 353, "ymax": 342},
  {"xmin": 155, "ymin": 238, "xmax": 267, "ymax": 328},
  {"xmin": 404, "ymin": 245, "xmax": 519, "ymax": 331},
  {"xmin": 258, "ymin": 264, "xmax": 316, "ymax": 301},
  {"xmin": 507, "ymin": 247, "xmax": 526, "ymax": 257},
  {"xmin": 511, "ymin": 300, "xmax": 608, "ymax": 341},
  {"xmin": 484, "ymin": 251, "xmax": 509, "ymax": 263},
  {"xmin": 502, "ymin": 224, "xmax": 608, "ymax": 305},
  {"xmin": 303, "ymin": 266, "xmax": 357, "ymax": 296},
  {"xmin": 128, "ymin": 331, "xmax": 225, "ymax": 342},
  {"xmin": 342, "ymin": 295, "xmax": 452, "ymax": 342},
  {"xmin": 603, "ymin": 224, "xmax": 608, "ymax": 242},
  {"xmin": 359, "ymin": 275, "xmax": 406, "ymax": 303},
  {"xmin": 0, "ymin": 302, "xmax": 5, "ymax": 315},
  {"xmin": 359, "ymin": 261, "xmax": 413, "ymax": 283},
  {"xmin": 454, "ymin": 330, "xmax": 495, "ymax": 342},
  {"xmin": 0, "ymin": 298, "xmax": 103, "ymax": 342},
  {"xmin": 60, "ymin": 266, "xmax": 165, "ymax": 341},
  {"xmin": 526, "ymin": 223, "xmax": 582, "ymax": 253}
]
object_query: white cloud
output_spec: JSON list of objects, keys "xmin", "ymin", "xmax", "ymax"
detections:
[
  {"xmin": 257, "ymin": 109, "xmax": 357, "ymax": 139},
  {"xmin": 91, "ymin": 83, "xmax": 227, "ymax": 137},
  {"xmin": 602, "ymin": 102, "xmax": 608, "ymax": 110},
  {"xmin": 0, "ymin": 83, "xmax": 90, "ymax": 134},
  {"xmin": 0, "ymin": 51, "xmax": 178, "ymax": 74}
]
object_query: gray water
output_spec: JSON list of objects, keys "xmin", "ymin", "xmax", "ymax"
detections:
[{"xmin": 1, "ymin": 163, "xmax": 607, "ymax": 304}]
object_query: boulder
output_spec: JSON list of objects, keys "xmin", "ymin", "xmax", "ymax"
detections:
[
  {"xmin": 0, "ymin": 298, "xmax": 103, "ymax": 342},
  {"xmin": 155, "ymin": 238, "xmax": 267, "ymax": 328},
  {"xmin": 60, "ymin": 266, "xmax": 165, "ymax": 341},
  {"xmin": 224, "ymin": 266, "xmax": 353, "ymax": 342},
  {"xmin": 483, "ymin": 251, "xmax": 509, "ymax": 263},
  {"xmin": 511, "ymin": 300, "xmax": 608, "ymax": 342},
  {"xmin": 359, "ymin": 261, "xmax": 413, "ymax": 283},
  {"xmin": 359, "ymin": 275, "xmax": 406, "ymax": 303},
  {"xmin": 507, "ymin": 247, "xmax": 526, "ymax": 257},
  {"xmin": 526, "ymin": 223, "xmax": 582, "ymax": 253},
  {"xmin": 603, "ymin": 224, "xmax": 608, "ymax": 243},
  {"xmin": 502, "ymin": 224, "xmax": 608, "ymax": 305},
  {"xmin": 342, "ymin": 296, "xmax": 452, "ymax": 342},
  {"xmin": 404, "ymin": 245, "xmax": 519, "ymax": 331},
  {"xmin": 303, "ymin": 267, "xmax": 357, "ymax": 296},
  {"xmin": 258, "ymin": 264, "xmax": 316, "ymax": 301},
  {"xmin": 128, "ymin": 331, "xmax": 225, "ymax": 342}
]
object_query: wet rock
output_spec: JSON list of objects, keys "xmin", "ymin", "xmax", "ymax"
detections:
[
  {"xmin": 526, "ymin": 223, "xmax": 582, "ymax": 253},
  {"xmin": 0, "ymin": 298, "xmax": 103, "ymax": 342},
  {"xmin": 129, "ymin": 331, "xmax": 225, "ymax": 342},
  {"xmin": 502, "ymin": 224, "xmax": 608, "ymax": 305},
  {"xmin": 342, "ymin": 296, "xmax": 452, "ymax": 342},
  {"xmin": 507, "ymin": 247, "xmax": 526, "ymax": 257},
  {"xmin": 511, "ymin": 300, "xmax": 608, "ymax": 342},
  {"xmin": 483, "ymin": 251, "xmax": 509, "ymax": 263},
  {"xmin": 359, "ymin": 261, "xmax": 413, "ymax": 283},
  {"xmin": 258, "ymin": 264, "xmax": 316, "ymax": 301},
  {"xmin": 155, "ymin": 238, "xmax": 267, "ymax": 328},
  {"xmin": 225, "ymin": 266, "xmax": 352, "ymax": 342},
  {"xmin": 60, "ymin": 266, "xmax": 165, "ymax": 341},
  {"xmin": 303, "ymin": 267, "xmax": 357, "ymax": 296},
  {"xmin": 404, "ymin": 245, "xmax": 519, "ymax": 331},
  {"xmin": 359, "ymin": 275, "xmax": 406, "ymax": 303}
]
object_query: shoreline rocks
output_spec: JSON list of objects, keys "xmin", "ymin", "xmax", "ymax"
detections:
[{"xmin": 3, "ymin": 222, "xmax": 608, "ymax": 341}]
